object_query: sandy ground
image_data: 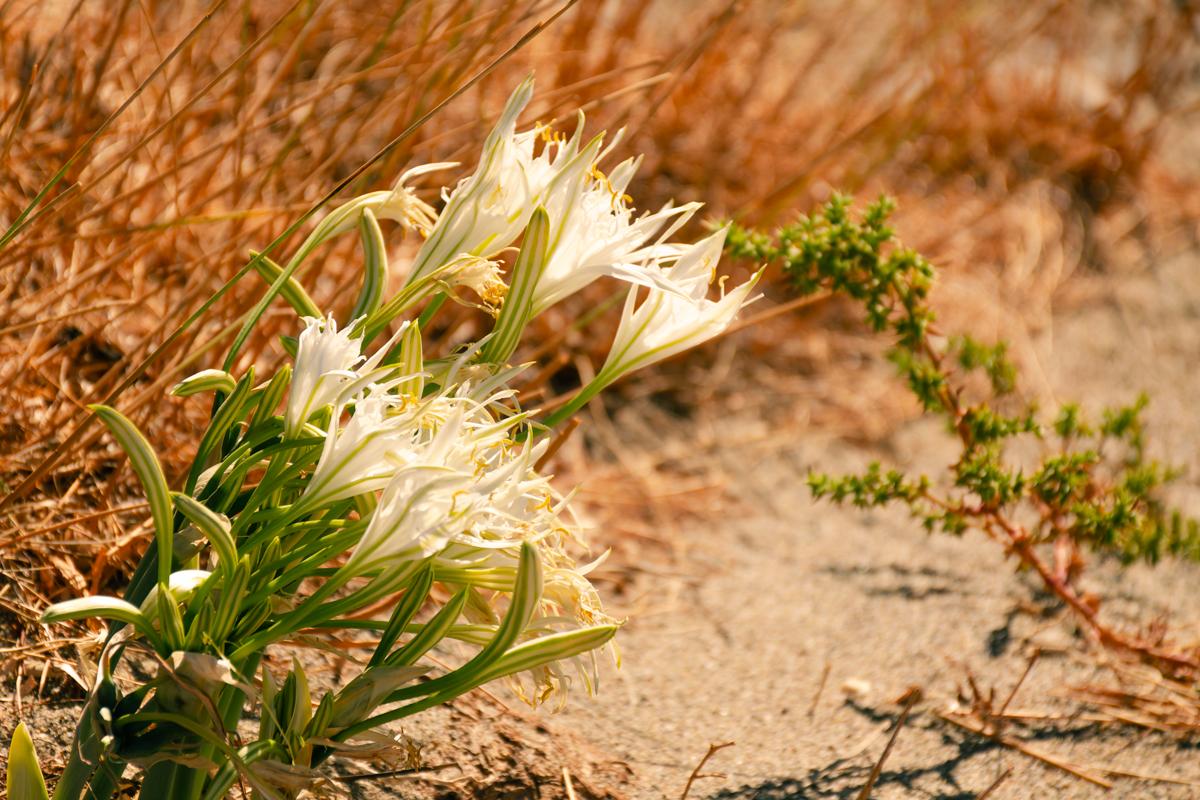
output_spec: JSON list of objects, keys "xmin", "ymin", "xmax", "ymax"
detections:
[
  {"xmin": 534, "ymin": 246, "xmax": 1200, "ymax": 800},
  {"xmin": 7, "ymin": 253, "xmax": 1200, "ymax": 800}
]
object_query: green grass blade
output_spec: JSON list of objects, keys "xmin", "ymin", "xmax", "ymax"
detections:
[
  {"xmin": 90, "ymin": 406, "xmax": 173, "ymax": 588},
  {"xmin": 6, "ymin": 723, "xmax": 49, "ymax": 800}
]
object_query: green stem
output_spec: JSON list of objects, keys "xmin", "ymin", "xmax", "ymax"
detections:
[
  {"xmin": 136, "ymin": 761, "xmax": 178, "ymax": 800},
  {"xmin": 540, "ymin": 372, "xmax": 611, "ymax": 429},
  {"xmin": 49, "ymin": 714, "xmax": 99, "ymax": 800},
  {"xmin": 417, "ymin": 292, "xmax": 447, "ymax": 329},
  {"xmin": 186, "ymin": 653, "xmax": 263, "ymax": 800},
  {"xmin": 80, "ymin": 756, "xmax": 126, "ymax": 800},
  {"xmin": 229, "ymin": 574, "xmax": 347, "ymax": 660}
]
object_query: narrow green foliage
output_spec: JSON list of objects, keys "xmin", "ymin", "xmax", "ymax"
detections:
[
  {"xmin": 6, "ymin": 724, "xmax": 49, "ymax": 800},
  {"xmin": 1101, "ymin": 393, "xmax": 1149, "ymax": 459},
  {"xmin": 90, "ymin": 406, "xmax": 174, "ymax": 588},
  {"xmin": 958, "ymin": 405, "xmax": 1039, "ymax": 447},
  {"xmin": 808, "ymin": 464, "xmax": 928, "ymax": 508},
  {"xmin": 1032, "ymin": 452, "xmax": 1098, "ymax": 508},
  {"xmin": 248, "ymin": 251, "xmax": 322, "ymax": 320},
  {"xmin": 1054, "ymin": 403, "xmax": 1093, "ymax": 438},
  {"xmin": 954, "ymin": 448, "xmax": 1026, "ymax": 507},
  {"xmin": 952, "ymin": 335, "xmax": 1016, "ymax": 395},
  {"xmin": 725, "ymin": 196, "xmax": 1198, "ymax": 569}
]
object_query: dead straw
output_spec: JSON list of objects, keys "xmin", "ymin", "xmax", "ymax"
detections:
[
  {"xmin": 679, "ymin": 741, "xmax": 735, "ymax": 800},
  {"xmin": 856, "ymin": 688, "xmax": 918, "ymax": 800}
]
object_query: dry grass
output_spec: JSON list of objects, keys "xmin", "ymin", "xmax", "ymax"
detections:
[{"xmin": 1, "ymin": 0, "xmax": 1199, "ymax": 684}]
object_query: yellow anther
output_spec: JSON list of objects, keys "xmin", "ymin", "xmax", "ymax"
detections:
[{"xmin": 449, "ymin": 490, "xmax": 470, "ymax": 515}]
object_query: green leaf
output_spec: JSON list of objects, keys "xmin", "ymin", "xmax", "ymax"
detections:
[
  {"xmin": 287, "ymin": 659, "xmax": 312, "ymax": 737},
  {"xmin": 279, "ymin": 335, "xmax": 299, "ymax": 359},
  {"xmin": 157, "ymin": 590, "xmax": 186, "ymax": 652},
  {"xmin": 186, "ymin": 368, "xmax": 256, "ymax": 494},
  {"xmin": 393, "ymin": 321, "xmax": 424, "ymax": 399},
  {"xmin": 259, "ymin": 664, "xmax": 278, "ymax": 742},
  {"xmin": 40, "ymin": 597, "xmax": 164, "ymax": 650},
  {"xmin": 385, "ymin": 587, "xmax": 468, "ymax": 667},
  {"xmin": 383, "ymin": 542, "xmax": 542, "ymax": 704},
  {"xmin": 200, "ymin": 741, "xmax": 277, "ymax": 800},
  {"xmin": 249, "ymin": 250, "xmax": 322, "ymax": 320},
  {"xmin": 171, "ymin": 493, "xmax": 236, "ymax": 572},
  {"xmin": 251, "ymin": 364, "xmax": 292, "ymax": 430},
  {"xmin": 370, "ymin": 565, "xmax": 434, "ymax": 667},
  {"xmin": 304, "ymin": 691, "xmax": 335, "ymax": 739},
  {"xmin": 211, "ymin": 557, "xmax": 251, "ymax": 645},
  {"xmin": 350, "ymin": 208, "xmax": 388, "ymax": 325},
  {"xmin": 89, "ymin": 405, "xmax": 173, "ymax": 588},
  {"xmin": 183, "ymin": 600, "xmax": 214, "ymax": 652},
  {"xmin": 328, "ymin": 664, "xmax": 430, "ymax": 730},
  {"xmin": 480, "ymin": 207, "xmax": 550, "ymax": 364},
  {"xmin": 171, "ymin": 369, "xmax": 237, "ymax": 398},
  {"xmin": 475, "ymin": 625, "xmax": 618, "ymax": 685},
  {"xmin": 6, "ymin": 723, "xmax": 48, "ymax": 800},
  {"xmin": 231, "ymin": 600, "xmax": 273, "ymax": 641}
]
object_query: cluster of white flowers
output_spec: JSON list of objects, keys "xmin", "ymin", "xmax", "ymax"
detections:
[
  {"xmin": 266, "ymin": 75, "xmax": 761, "ymax": 707},
  {"xmin": 38, "ymin": 75, "xmax": 764, "ymax": 800},
  {"xmin": 282, "ymin": 321, "xmax": 612, "ymax": 704}
]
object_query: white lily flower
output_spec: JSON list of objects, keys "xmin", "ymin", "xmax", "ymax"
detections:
[
  {"xmin": 294, "ymin": 397, "xmax": 421, "ymax": 513},
  {"xmin": 532, "ymin": 152, "xmax": 701, "ymax": 315},
  {"xmin": 343, "ymin": 467, "xmax": 475, "ymax": 575},
  {"xmin": 404, "ymin": 76, "xmax": 582, "ymax": 287},
  {"xmin": 343, "ymin": 402, "xmax": 535, "ymax": 574},
  {"xmin": 433, "ymin": 253, "xmax": 508, "ymax": 314},
  {"xmin": 298, "ymin": 162, "xmax": 452, "ymax": 254},
  {"xmin": 594, "ymin": 225, "xmax": 762, "ymax": 387},
  {"xmin": 285, "ymin": 315, "xmax": 408, "ymax": 439}
]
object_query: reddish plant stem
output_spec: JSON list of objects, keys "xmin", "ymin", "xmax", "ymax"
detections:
[{"xmin": 916, "ymin": 329, "xmax": 1200, "ymax": 677}]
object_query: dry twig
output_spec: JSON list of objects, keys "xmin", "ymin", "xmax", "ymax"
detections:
[{"xmin": 680, "ymin": 741, "xmax": 735, "ymax": 800}]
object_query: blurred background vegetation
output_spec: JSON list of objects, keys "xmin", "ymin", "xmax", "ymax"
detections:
[{"xmin": 1, "ymin": 0, "xmax": 1199, "ymax": 662}]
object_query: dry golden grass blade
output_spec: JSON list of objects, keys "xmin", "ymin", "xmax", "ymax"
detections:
[
  {"xmin": 0, "ymin": 0, "xmax": 1197, "ymax": 684},
  {"xmin": 939, "ymin": 711, "xmax": 1115, "ymax": 788}
]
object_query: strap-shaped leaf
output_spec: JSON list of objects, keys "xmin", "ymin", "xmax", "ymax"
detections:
[
  {"xmin": 304, "ymin": 691, "xmax": 335, "ymax": 739},
  {"xmin": 480, "ymin": 207, "xmax": 549, "ymax": 364},
  {"xmin": 385, "ymin": 587, "xmax": 468, "ymax": 668},
  {"xmin": 259, "ymin": 665, "xmax": 278, "ymax": 742},
  {"xmin": 185, "ymin": 368, "xmax": 255, "ymax": 495},
  {"xmin": 279, "ymin": 334, "xmax": 299, "ymax": 359},
  {"xmin": 383, "ymin": 542, "xmax": 542, "ymax": 704},
  {"xmin": 7, "ymin": 723, "xmax": 48, "ymax": 800},
  {"xmin": 183, "ymin": 600, "xmax": 214, "ymax": 652},
  {"xmin": 285, "ymin": 658, "xmax": 312, "ymax": 766},
  {"xmin": 171, "ymin": 493, "xmax": 236, "ymax": 571},
  {"xmin": 328, "ymin": 665, "xmax": 430, "ymax": 731},
  {"xmin": 473, "ymin": 624, "xmax": 618, "ymax": 685},
  {"xmin": 370, "ymin": 565, "xmax": 434, "ymax": 667},
  {"xmin": 250, "ymin": 364, "xmax": 291, "ymax": 430},
  {"xmin": 40, "ymin": 597, "xmax": 165, "ymax": 651},
  {"xmin": 157, "ymin": 591, "xmax": 186, "ymax": 652},
  {"xmin": 249, "ymin": 250, "xmax": 322, "ymax": 319},
  {"xmin": 350, "ymin": 208, "xmax": 388, "ymax": 324},
  {"xmin": 90, "ymin": 405, "xmax": 173, "ymax": 588},
  {"xmin": 231, "ymin": 600, "xmax": 273, "ymax": 641},
  {"xmin": 393, "ymin": 323, "xmax": 424, "ymax": 399},
  {"xmin": 211, "ymin": 557, "xmax": 251, "ymax": 645},
  {"xmin": 337, "ymin": 626, "xmax": 618, "ymax": 743},
  {"xmin": 171, "ymin": 369, "xmax": 236, "ymax": 398},
  {"xmin": 200, "ymin": 740, "xmax": 276, "ymax": 800}
]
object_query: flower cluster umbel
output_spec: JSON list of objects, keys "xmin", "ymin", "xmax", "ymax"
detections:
[{"xmin": 36, "ymin": 76, "xmax": 760, "ymax": 800}]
